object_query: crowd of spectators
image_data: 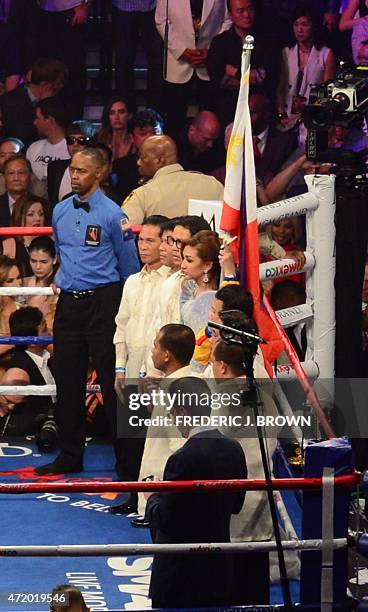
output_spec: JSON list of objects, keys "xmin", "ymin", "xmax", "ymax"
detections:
[{"xmin": 0, "ymin": 1, "xmax": 367, "ymax": 607}]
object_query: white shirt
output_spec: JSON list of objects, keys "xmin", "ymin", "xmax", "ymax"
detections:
[
  {"xmin": 255, "ymin": 126, "xmax": 269, "ymax": 157},
  {"xmin": 145, "ymin": 269, "xmax": 183, "ymax": 375},
  {"xmin": 114, "ymin": 264, "xmax": 171, "ymax": 378},
  {"xmin": 58, "ymin": 165, "xmax": 72, "ymax": 200},
  {"xmin": 25, "ymin": 349, "xmax": 56, "ymax": 403},
  {"xmin": 8, "ymin": 193, "xmax": 15, "ymax": 217},
  {"xmin": 153, "ymin": 269, "xmax": 183, "ymax": 328},
  {"xmin": 26, "ymin": 138, "xmax": 70, "ymax": 182}
]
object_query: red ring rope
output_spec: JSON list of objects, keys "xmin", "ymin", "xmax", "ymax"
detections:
[
  {"xmin": 0, "ymin": 226, "xmax": 141, "ymax": 236},
  {"xmin": 263, "ymin": 294, "xmax": 335, "ymax": 440},
  {"xmin": 0, "ymin": 472, "xmax": 360, "ymax": 494}
]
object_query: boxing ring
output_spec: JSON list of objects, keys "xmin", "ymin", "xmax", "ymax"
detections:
[
  {"xmin": 0, "ymin": 466, "xmax": 366, "ymax": 611},
  {"xmin": 0, "ymin": 173, "xmax": 361, "ymax": 610}
]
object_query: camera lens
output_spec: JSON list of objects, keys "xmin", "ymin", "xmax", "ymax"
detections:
[{"xmin": 332, "ymin": 92, "xmax": 350, "ymax": 113}]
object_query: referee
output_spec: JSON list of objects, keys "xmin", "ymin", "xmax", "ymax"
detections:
[{"xmin": 36, "ymin": 148, "xmax": 140, "ymax": 475}]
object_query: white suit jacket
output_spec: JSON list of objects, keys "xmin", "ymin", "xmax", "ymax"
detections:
[{"xmin": 155, "ymin": 0, "xmax": 231, "ymax": 84}]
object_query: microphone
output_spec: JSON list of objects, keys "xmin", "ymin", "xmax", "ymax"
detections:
[{"xmin": 207, "ymin": 320, "xmax": 266, "ymax": 345}]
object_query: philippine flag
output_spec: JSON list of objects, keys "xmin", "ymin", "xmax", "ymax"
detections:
[
  {"xmin": 220, "ymin": 37, "xmax": 283, "ymax": 370},
  {"xmin": 220, "ymin": 36, "xmax": 260, "ymax": 301}
]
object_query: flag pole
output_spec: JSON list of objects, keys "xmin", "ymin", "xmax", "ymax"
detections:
[{"xmin": 240, "ymin": 35, "xmax": 293, "ymax": 610}]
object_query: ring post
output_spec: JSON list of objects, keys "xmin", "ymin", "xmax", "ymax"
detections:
[{"xmin": 300, "ymin": 438, "xmax": 353, "ymax": 609}]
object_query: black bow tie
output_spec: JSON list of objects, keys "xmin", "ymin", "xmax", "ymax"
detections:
[{"xmin": 73, "ymin": 198, "xmax": 90, "ymax": 213}]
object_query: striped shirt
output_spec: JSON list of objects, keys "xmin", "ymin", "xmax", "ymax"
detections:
[{"xmin": 112, "ymin": 0, "xmax": 155, "ymax": 12}]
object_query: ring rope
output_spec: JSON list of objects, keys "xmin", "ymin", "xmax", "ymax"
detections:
[
  {"xmin": 0, "ymin": 473, "xmax": 359, "ymax": 494},
  {"xmin": 0, "ymin": 539, "xmax": 349, "ymax": 557},
  {"xmin": 0, "ymin": 337, "xmax": 53, "ymax": 345},
  {"xmin": 0, "ymin": 226, "xmax": 141, "ymax": 237},
  {"xmin": 0, "ymin": 385, "xmax": 100, "ymax": 395},
  {"xmin": 0, "ymin": 287, "xmax": 57, "ymax": 296}
]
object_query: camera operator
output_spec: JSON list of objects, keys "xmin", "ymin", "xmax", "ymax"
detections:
[{"xmin": 0, "ymin": 306, "xmax": 57, "ymax": 449}]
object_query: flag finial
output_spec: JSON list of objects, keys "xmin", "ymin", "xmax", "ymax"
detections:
[{"xmin": 243, "ymin": 35, "xmax": 254, "ymax": 50}]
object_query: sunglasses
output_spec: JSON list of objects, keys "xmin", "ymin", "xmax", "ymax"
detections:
[{"xmin": 66, "ymin": 136, "xmax": 91, "ymax": 146}]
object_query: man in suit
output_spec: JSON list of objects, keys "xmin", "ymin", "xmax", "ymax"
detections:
[
  {"xmin": 211, "ymin": 315, "xmax": 279, "ymax": 605},
  {"xmin": 0, "ymin": 138, "xmax": 47, "ymax": 199},
  {"xmin": 155, "ymin": 0, "xmax": 231, "ymax": 131},
  {"xmin": 207, "ymin": 0, "xmax": 284, "ymax": 126},
  {"xmin": 111, "ymin": 0, "xmax": 163, "ymax": 110},
  {"xmin": 249, "ymin": 93, "xmax": 297, "ymax": 185},
  {"xmin": 174, "ymin": 110, "xmax": 225, "ymax": 174},
  {"xmin": 36, "ymin": 0, "xmax": 90, "ymax": 119},
  {"xmin": 0, "ymin": 154, "xmax": 32, "ymax": 227},
  {"xmin": 145, "ymin": 376, "xmax": 247, "ymax": 609},
  {"xmin": 0, "ymin": 57, "xmax": 67, "ymax": 148}
]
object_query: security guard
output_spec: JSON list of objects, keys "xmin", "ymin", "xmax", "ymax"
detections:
[
  {"xmin": 36, "ymin": 147, "xmax": 140, "ymax": 475},
  {"xmin": 122, "ymin": 135, "xmax": 224, "ymax": 224}
]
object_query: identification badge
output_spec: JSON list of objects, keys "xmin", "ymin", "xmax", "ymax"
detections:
[{"xmin": 85, "ymin": 225, "xmax": 101, "ymax": 247}]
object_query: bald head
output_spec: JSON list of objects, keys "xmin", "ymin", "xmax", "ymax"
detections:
[
  {"xmin": 137, "ymin": 135, "xmax": 178, "ymax": 178},
  {"xmin": 188, "ymin": 111, "xmax": 220, "ymax": 153},
  {"xmin": 249, "ymin": 94, "xmax": 272, "ymax": 135}
]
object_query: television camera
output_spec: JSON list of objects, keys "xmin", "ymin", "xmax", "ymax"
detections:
[{"xmin": 302, "ymin": 64, "xmax": 368, "ymax": 169}]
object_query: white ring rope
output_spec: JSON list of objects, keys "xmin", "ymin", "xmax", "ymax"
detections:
[
  {"xmin": 0, "ymin": 287, "xmax": 58, "ymax": 296},
  {"xmin": 259, "ymin": 252, "xmax": 315, "ymax": 282},
  {"xmin": 0, "ymin": 539, "xmax": 348, "ymax": 557},
  {"xmin": 0, "ymin": 385, "xmax": 100, "ymax": 395},
  {"xmin": 257, "ymin": 192, "xmax": 319, "ymax": 227}
]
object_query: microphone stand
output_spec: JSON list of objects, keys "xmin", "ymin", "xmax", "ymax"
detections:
[{"xmin": 208, "ymin": 320, "xmax": 293, "ymax": 610}]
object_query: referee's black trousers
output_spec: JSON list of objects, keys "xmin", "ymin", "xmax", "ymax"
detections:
[{"xmin": 54, "ymin": 283, "xmax": 123, "ymax": 464}]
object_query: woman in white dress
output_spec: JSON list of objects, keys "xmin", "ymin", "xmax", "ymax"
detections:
[{"xmin": 278, "ymin": 6, "xmax": 336, "ymax": 119}]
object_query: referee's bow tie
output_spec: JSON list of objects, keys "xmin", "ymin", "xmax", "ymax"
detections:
[{"xmin": 73, "ymin": 197, "xmax": 90, "ymax": 212}]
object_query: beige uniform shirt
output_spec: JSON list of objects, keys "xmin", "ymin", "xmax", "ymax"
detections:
[
  {"xmin": 114, "ymin": 264, "xmax": 171, "ymax": 378},
  {"xmin": 122, "ymin": 163, "xmax": 224, "ymax": 224}
]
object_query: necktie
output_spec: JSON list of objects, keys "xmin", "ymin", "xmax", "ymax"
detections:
[
  {"xmin": 252, "ymin": 136, "xmax": 261, "ymax": 161},
  {"xmin": 73, "ymin": 198, "xmax": 90, "ymax": 213},
  {"xmin": 296, "ymin": 68, "xmax": 304, "ymax": 96}
]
